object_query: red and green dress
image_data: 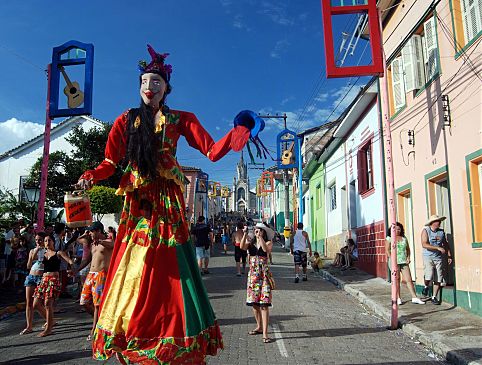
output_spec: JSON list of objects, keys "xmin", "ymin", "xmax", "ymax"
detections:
[{"xmin": 81, "ymin": 109, "xmax": 241, "ymax": 364}]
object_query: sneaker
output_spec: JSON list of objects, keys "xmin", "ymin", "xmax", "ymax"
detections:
[
  {"xmin": 422, "ymin": 286, "xmax": 429, "ymax": 296},
  {"xmin": 397, "ymin": 298, "xmax": 402, "ymax": 305},
  {"xmin": 236, "ymin": 273, "xmax": 241, "ymax": 277},
  {"xmin": 411, "ymin": 298, "xmax": 425, "ymax": 305},
  {"xmin": 294, "ymin": 277, "xmax": 299, "ymax": 283},
  {"xmin": 302, "ymin": 275, "xmax": 307, "ymax": 281},
  {"xmin": 431, "ymin": 297, "xmax": 441, "ymax": 305}
]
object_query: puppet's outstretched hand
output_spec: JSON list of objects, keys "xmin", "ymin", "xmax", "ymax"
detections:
[{"xmin": 231, "ymin": 110, "xmax": 265, "ymax": 151}]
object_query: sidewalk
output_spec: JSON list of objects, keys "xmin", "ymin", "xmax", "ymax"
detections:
[{"xmin": 318, "ymin": 263, "xmax": 482, "ymax": 365}]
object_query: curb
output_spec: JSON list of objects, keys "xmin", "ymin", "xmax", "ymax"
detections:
[
  {"xmin": 318, "ymin": 269, "xmax": 482, "ymax": 365},
  {"xmin": 0, "ymin": 302, "xmax": 26, "ymax": 321}
]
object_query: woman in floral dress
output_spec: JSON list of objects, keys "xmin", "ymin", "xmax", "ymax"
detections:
[
  {"xmin": 240, "ymin": 223, "xmax": 274, "ymax": 343},
  {"xmin": 77, "ymin": 45, "xmax": 252, "ymax": 364}
]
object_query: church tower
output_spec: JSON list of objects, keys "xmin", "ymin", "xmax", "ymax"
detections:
[{"xmin": 233, "ymin": 151, "xmax": 250, "ymax": 214}]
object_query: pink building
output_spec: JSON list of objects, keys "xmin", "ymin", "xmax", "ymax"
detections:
[
  {"xmin": 380, "ymin": 0, "xmax": 481, "ymax": 315},
  {"xmin": 182, "ymin": 166, "xmax": 204, "ymax": 224}
]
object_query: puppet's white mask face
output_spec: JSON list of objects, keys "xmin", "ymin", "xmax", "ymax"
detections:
[{"xmin": 140, "ymin": 73, "xmax": 167, "ymax": 108}]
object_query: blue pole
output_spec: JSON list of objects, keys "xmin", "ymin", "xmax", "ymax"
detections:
[
  {"xmin": 297, "ymin": 137, "xmax": 303, "ymax": 224},
  {"xmin": 205, "ymin": 176, "xmax": 209, "ymax": 219}
]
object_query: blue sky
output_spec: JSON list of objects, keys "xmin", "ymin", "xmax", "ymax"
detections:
[{"xmin": 0, "ymin": 0, "xmax": 369, "ymax": 188}]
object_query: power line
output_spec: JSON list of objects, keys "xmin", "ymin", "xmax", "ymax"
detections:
[
  {"xmin": 412, "ymin": 39, "xmax": 481, "ymax": 134},
  {"xmin": 292, "ymin": 12, "xmax": 361, "ymax": 132},
  {"xmin": 0, "ymin": 43, "xmax": 45, "ymax": 73}
]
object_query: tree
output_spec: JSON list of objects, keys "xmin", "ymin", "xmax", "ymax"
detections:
[
  {"xmin": 87, "ymin": 186, "xmax": 123, "ymax": 221},
  {"xmin": 26, "ymin": 151, "xmax": 76, "ymax": 207},
  {"xmin": 0, "ymin": 188, "xmax": 30, "ymax": 225},
  {"xmin": 26, "ymin": 122, "xmax": 124, "ymax": 208},
  {"xmin": 65, "ymin": 124, "xmax": 124, "ymax": 189}
]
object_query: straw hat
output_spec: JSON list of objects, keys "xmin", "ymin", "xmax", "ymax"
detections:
[
  {"xmin": 425, "ymin": 214, "xmax": 446, "ymax": 226},
  {"xmin": 255, "ymin": 222, "xmax": 275, "ymax": 241}
]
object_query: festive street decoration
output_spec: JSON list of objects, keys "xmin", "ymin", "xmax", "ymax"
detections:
[
  {"xmin": 276, "ymin": 129, "xmax": 299, "ymax": 169},
  {"xmin": 321, "ymin": 0, "xmax": 383, "ymax": 78},
  {"xmin": 260, "ymin": 171, "xmax": 274, "ymax": 193},
  {"xmin": 49, "ymin": 40, "xmax": 94, "ymax": 118},
  {"xmin": 196, "ymin": 172, "xmax": 208, "ymax": 193}
]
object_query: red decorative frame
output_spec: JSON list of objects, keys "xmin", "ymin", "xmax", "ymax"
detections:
[
  {"xmin": 321, "ymin": 0, "xmax": 383, "ymax": 78},
  {"xmin": 260, "ymin": 171, "xmax": 275, "ymax": 193}
]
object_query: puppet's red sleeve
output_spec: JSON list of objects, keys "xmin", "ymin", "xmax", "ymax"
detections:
[
  {"xmin": 79, "ymin": 112, "xmax": 128, "ymax": 183},
  {"xmin": 179, "ymin": 111, "xmax": 248, "ymax": 162}
]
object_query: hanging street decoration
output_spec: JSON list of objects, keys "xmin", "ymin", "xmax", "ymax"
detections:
[
  {"xmin": 276, "ymin": 129, "xmax": 299, "ymax": 169},
  {"xmin": 260, "ymin": 171, "xmax": 275, "ymax": 193},
  {"xmin": 49, "ymin": 40, "xmax": 94, "ymax": 118}
]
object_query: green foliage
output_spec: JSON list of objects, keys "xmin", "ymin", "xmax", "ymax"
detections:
[
  {"xmin": 87, "ymin": 186, "xmax": 123, "ymax": 221},
  {"xmin": 26, "ymin": 122, "xmax": 124, "ymax": 208},
  {"xmin": 65, "ymin": 124, "xmax": 124, "ymax": 189},
  {"xmin": 0, "ymin": 188, "xmax": 31, "ymax": 223},
  {"xmin": 26, "ymin": 151, "xmax": 76, "ymax": 207}
]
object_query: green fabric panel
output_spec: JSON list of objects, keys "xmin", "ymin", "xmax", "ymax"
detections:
[{"xmin": 176, "ymin": 243, "xmax": 216, "ymax": 337}]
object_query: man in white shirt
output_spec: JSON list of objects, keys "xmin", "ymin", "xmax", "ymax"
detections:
[{"xmin": 290, "ymin": 222, "xmax": 312, "ymax": 283}]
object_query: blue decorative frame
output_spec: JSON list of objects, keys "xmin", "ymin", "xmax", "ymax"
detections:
[
  {"xmin": 49, "ymin": 40, "xmax": 94, "ymax": 119},
  {"xmin": 276, "ymin": 129, "xmax": 299, "ymax": 169},
  {"xmin": 196, "ymin": 172, "xmax": 209, "ymax": 193}
]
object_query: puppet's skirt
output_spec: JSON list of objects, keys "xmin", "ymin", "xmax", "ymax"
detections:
[{"xmin": 92, "ymin": 177, "xmax": 223, "ymax": 364}]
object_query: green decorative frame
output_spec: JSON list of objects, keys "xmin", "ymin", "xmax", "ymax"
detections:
[
  {"xmin": 448, "ymin": 0, "xmax": 482, "ymax": 59},
  {"xmin": 395, "ymin": 183, "xmax": 417, "ymax": 280},
  {"xmin": 465, "ymin": 148, "xmax": 482, "ymax": 248}
]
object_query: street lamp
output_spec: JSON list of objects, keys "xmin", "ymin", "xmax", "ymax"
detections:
[{"xmin": 23, "ymin": 184, "xmax": 40, "ymax": 224}]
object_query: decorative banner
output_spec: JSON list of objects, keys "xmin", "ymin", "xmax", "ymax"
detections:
[
  {"xmin": 256, "ymin": 178, "xmax": 267, "ymax": 197},
  {"xmin": 49, "ymin": 40, "xmax": 94, "ymax": 118},
  {"xmin": 276, "ymin": 129, "xmax": 299, "ymax": 169},
  {"xmin": 321, "ymin": 0, "xmax": 383, "ymax": 78},
  {"xmin": 261, "ymin": 171, "xmax": 275, "ymax": 193},
  {"xmin": 221, "ymin": 186, "xmax": 230, "ymax": 198},
  {"xmin": 196, "ymin": 172, "xmax": 208, "ymax": 193},
  {"xmin": 208, "ymin": 181, "xmax": 221, "ymax": 197}
]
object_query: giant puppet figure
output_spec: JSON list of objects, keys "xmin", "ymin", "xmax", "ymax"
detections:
[{"xmin": 77, "ymin": 45, "xmax": 255, "ymax": 364}]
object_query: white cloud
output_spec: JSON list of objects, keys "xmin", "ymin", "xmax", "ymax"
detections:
[
  {"xmin": 0, "ymin": 118, "xmax": 45, "ymax": 154},
  {"xmin": 270, "ymin": 39, "xmax": 291, "ymax": 58},
  {"xmin": 315, "ymin": 92, "xmax": 329, "ymax": 103},
  {"xmin": 281, "ymin": 96, "xmax": 295, "ymax": 105},
  {"xmin": 232, "ymin": 14, "xmax": 251, "ymax": 31},
  {"xmin": 216, "ymin": 126, "xmax": 221, "ymax": 131},
  {"xmin": 330, "ymin": 84, "xmax": 362, "ymax": 111},
  {"xmin": 258, "ymin": 1, "xmax": 294, "ymax": 26}
]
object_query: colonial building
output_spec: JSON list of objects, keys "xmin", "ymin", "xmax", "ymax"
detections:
[{"xmin": 379, "ymin": 0, "xmax": 482, "ymax": 314}]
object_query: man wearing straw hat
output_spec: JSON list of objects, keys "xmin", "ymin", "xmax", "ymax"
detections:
[{"xmin": 421, "ymin": 214, "xmax": 452, "ymax": 305}]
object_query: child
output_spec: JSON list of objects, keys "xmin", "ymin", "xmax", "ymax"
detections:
[{"xmin": 311, "ymin": 252, "xmax": 323, "ymax": 272}]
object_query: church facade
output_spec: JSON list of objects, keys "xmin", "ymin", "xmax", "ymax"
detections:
[{"xmin": 232, "ymin": 153, "xmax": 256, "ymax": 215}]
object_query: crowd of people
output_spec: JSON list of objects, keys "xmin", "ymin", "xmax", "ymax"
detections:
[
  {"xmin": 0, "ymin": 211, "xmax": 452, "ymax": 359},
  {"xmin": 0, "ymin": 220, "xmax": 115, "ymax": 338}
]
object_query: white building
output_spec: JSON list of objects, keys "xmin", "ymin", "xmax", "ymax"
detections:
[{"xmin": 0, "ymin": 115, "xmax": 106, "ymax": 198}]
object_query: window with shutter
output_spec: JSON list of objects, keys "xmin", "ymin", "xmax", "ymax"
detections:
[
  {"xmin": 402, "ymin": 35, "xmax": 425, "ymax": 91},
  {"xmin": 402, "ymin": 39, "xmax": 415, "ymax": 92},
  {"xmin": 357, "ymin": 140, "xmax": 373, "ymax": 195},
  {"xmin": 366, "ymin": 144, "xmax": 373, "ymax": 190},
  {"xmin": 462, "ymin": 0, "xmax": 482, "ymax": 42},
  {"xmin": 357, "ymin": 149, "xmax": 366, "ymax": 193},
  {"xmin": 423, "ymin": 17, "xmax": 439, "ymax": 80},
  {"xmin": 391, "ymin": 57, "xmax": 406, "ymax": 110},
  {"xmin": 413, "ymin": 35, "xmax": 426, "ymax": 88}
]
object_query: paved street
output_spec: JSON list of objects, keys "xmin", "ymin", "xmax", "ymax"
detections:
[{"xmin": 0, "ymin": 244, "xmax": 447, "ymax": 365}]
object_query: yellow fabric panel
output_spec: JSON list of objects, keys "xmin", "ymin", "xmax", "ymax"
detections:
[{"xmin": 97, "ymin": 239, "xmax": 150, "ymax": 334}]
